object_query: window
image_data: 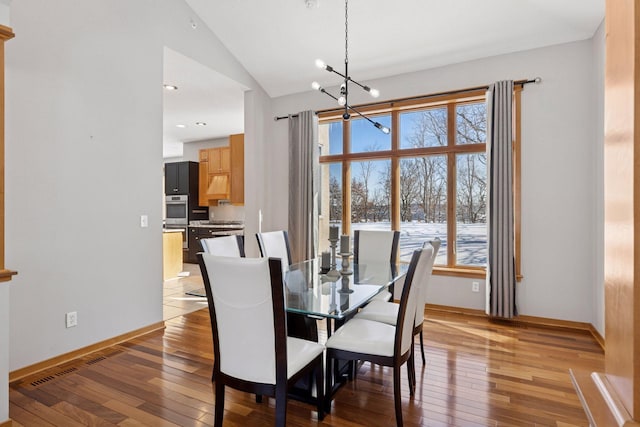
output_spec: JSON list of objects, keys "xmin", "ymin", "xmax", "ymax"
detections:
[{"xmin": 319, "ymin": 88, "xmax": 522, "ymax": 278}]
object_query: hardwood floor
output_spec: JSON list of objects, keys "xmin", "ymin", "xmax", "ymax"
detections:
[{"xmin": 9, "ymin": 309, "xmax": 602, "ymax": 426}]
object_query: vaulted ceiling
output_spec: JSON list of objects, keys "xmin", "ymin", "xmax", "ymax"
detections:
[{"xmin": 163, "ymin": 0, "xmax": 604, "ymax": 157}]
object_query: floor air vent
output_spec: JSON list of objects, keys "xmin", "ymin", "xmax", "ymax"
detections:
[
  {"xmin": 30, "ymin": 375, "xmax": 55, "ymax": 387},
  {"xmin": 86, "ymin": 356, "xmax": 107, "ymax": 365},
  {"xmin": 55, "ymin": 367, "xmax": 78, "ymax": 377}
]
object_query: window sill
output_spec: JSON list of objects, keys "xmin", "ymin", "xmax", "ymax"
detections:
[
  {"xmin": 0, "ymin": 269, "xmax": 17, "ymax": 283},
  {"xmin": 431, "ymin": 266, "xmax": 523, "ymax": 281},
  {"xmin": 433, "ymin": 266, "xmax": 486, "ymax": 279}
]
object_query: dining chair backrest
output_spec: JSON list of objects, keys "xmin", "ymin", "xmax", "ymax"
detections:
[
  {"xmin": 396, "ymin": 248, "xmax": 430, "ymax": 356},
  {"xmin": 198, "ymin": 254, "xmax": 285, "ymax": 385},
  {"xmin": 354, "ymin": 230, "xmax": 400, "ymax": 264},
  {"xmin": 200, "ymin": 235, "xmax": 245, "ymax": 257},
  {"xmin": 256, "ymin": 230, "xmax": 292, "ymax": 270},
  {"xmin": 413, "ymin": 242, "xmax": 437, "ymax": 328}
]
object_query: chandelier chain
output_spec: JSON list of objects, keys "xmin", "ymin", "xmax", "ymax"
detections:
[{"xmin": 344, "ymin": 0, "xmax": 348, "ymax": 65}]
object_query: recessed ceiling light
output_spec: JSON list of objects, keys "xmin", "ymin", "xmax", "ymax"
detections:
[
  {"xmin": 163, "ymin": 84, "xmax": 178, "ymax": 91},
  {"xmin": 176, "ymin": 124, "xmax": 186, "ymax": 128},
  {"xmin": 195, "ymin": 122, "xmax": 207, "ymax": 126}
]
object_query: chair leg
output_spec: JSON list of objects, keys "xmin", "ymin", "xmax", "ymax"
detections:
[
  {"xmin": 324, "ymin": 353, "xmax": 333, "ymax": 414},
  {"xmin": 255, "ymin": 394, "xmax": 262, "ymax": 403},
  {"xmin": 393, "ymin": 365, "xmax": 403, "ymax": 427},
  {"xmin": 408, "ymin": 350, "xmax": 416, "ymax": 395},
  {"xmin": 420, "ymin": 329, "xmax": 426, "ymax": 365},
  {"xmin": 409, "ymin": 342, "xmax": 417, "ymax": 387},
  {"xmin": 214, "ymin": 381, "xmax": 225, "ymax": 427},
  {"xmin": 275, "ymin": 385, "xmax": 287, "ymax": 427},
  {"xmin": 315, "ymin": 360, "xmax": 325, "ymax": 420}
]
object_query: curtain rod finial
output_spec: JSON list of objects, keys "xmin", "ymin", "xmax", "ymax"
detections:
[{"xmin": 534, "ymin": 77, "xmax": 542, "ymax": 84}]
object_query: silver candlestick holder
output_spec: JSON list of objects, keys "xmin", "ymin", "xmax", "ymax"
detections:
[
  {"xmin": 340, "ymin": 252, "xmax": 353, "ymax": 275},
  {"xmin": 338, "ymin": 272, "xmax": 353, "ymax": 293},
  {"xmin": 326, "ymin": 237, "xmax": 341, "ymax": 279}
]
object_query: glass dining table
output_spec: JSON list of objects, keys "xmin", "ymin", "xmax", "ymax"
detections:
[
  {"xmin": 283, "ymin": 257, "xmax": 408, "ymax": 402},
  {"xmin": 283, "ymin": 257, "xmax": 408, "ymax": 340}
]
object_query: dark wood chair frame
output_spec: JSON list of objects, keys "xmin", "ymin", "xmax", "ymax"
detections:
[
  {"xmin": 199, "ymin": 234, "xmax": 246, "ymax": 257},
  {"xmin": 197, "ymin": 254, "xmax": 325, "ymax": 427},
  {"xmin": 324, "ymin": 249, "xmax": 423, "ymax": 427},
  {"xmin": 256, "ymin": 230, "xmax": 319, "ymax": 342}
]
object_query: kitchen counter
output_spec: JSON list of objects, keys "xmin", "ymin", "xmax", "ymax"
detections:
[
  {"xmin": 163, "ymin": 228, "xmax": 185, "ymax": 233},
  {"xmin": 163, "ymin": 230, "xmax": 183, "ymax": 280}
]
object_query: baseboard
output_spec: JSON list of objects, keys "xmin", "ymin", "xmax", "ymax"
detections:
[
  {"xmin": 9, "ymin": 321, "xmax": 165, "ymax": 383},
  {"xmin": 425, "ymin": 303, "xmax": 605, "ymax": 349},
  {"xmin": 589, "ymin": 324, "xmax": 605, "ymax": 350},
  {"xmin": 0, "ymin": 419, "xmax": 13, "ymax": 427}
]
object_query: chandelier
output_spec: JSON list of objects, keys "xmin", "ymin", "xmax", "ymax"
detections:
[{"xmin": 311, "ymin": 0, "xmax": 390, "ymax": 134}]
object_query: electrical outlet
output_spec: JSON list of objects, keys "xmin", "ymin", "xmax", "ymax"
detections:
[
  {"xmin": 140, "ymin": 215, "xmax": 148, "ymax": 228},
  {"xmin": 65, "ymin": 311, "xmax": 78, "ymax": 328},
  {"xmin": 472, "ymin": 281, "xmax": 480, "ymax": 292}
]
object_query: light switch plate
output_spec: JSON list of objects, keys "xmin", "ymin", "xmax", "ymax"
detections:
[{"xmin": 140, "ymin": 215, "xmax": 148, "ymax": 228}]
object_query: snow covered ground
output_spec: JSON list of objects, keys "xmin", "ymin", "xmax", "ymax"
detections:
[{"xmin": 349, "ymin": 221, "xmax": 487, "ymax": 266}]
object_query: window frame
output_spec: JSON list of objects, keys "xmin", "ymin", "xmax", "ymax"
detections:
[{"xmin": 318, "ymin": 88, "xmax": 522, "ymax": 280}]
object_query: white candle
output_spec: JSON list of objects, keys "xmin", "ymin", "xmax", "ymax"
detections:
[
  {"xmin": 329, "ymin": 225, "xmax": 339, "ymax": 240},
  {"xmin": 341, "ymin": 235, "xmax": 350, "ymax": 253}
]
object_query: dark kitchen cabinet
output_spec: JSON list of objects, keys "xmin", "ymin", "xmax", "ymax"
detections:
[
  {"xmin": 187, "ymin": 227, "xmax": 218, "ymax": 263},
  {"xmin": 165, "ymin": 161, "xmax": 199, "ymax": 195},
  {"xmin": 186, "ymin": 226, "xmax": 244, "ymax": 263}
]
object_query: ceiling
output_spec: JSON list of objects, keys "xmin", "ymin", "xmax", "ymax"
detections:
[
  {"xmin": 164, "ymin": 0, "xmax": 604, "ymax": 157},
  {"xmin": 162, "ymin": 48, "xmax": 247, "ymax": 158}
]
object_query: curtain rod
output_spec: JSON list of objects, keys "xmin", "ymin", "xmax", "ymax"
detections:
[{"xmin": 274, "ymin": 77, "xmax": 541, "ymax": 121}]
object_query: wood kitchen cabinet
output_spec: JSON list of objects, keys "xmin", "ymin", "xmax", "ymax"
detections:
[
  {"xmin": 206, "ymin": 147, "xmax": 230, "ymax": 174},
  {"xmin": 230, "ymin": 134, "xmax": 244, "ymax": 205},
  {"xmin": 198, "ymin": 134, "xmax": 244, "ymax": 205}
]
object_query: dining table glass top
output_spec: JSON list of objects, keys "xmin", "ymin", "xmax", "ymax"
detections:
[{"xmin": 283, "ymin": 258, "xmax": 408, "ymax": 320}]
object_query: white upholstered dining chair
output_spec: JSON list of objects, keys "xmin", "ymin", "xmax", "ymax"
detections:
[
  {"xmin": 354, "ymin": 229, "xmax": 400, "ymax": 302},
  {"xmin": 200, "ymin": 235, "xmax": 245, "ymax": 257},
  {"xmin": 324, "ymin": 247, "xmax": 430, "ymax": 426},
  {"xmin": 256, "ymin": 230, "xmax": 292, "ymax": 272},
  {"xmin": 197, "ymin": 254, "xmax": 325, "ymax": 427},
  {"xmin": 355, "ymin": 239, "xmax": 440, "ymax": 368}
]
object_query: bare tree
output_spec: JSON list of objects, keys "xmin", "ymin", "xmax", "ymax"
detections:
[
  {"xmin": 351, "ymin": 179, "xmax": 366, "ymax": 223},
  {"xmin": 399, "ymin": 159, "xmax": 421, "ymax": 221},
  {"xmin": 405, "ymin": 109, "xmax": 448, "ymax": 223},
  {"xmin": 357, "ymin": 160, "xmax": 375, "ymax": 222},
  {"xmin": 329, "ymin": 175, "xmax": 342, "ymax": 222},
  {"xmin": 457, "ymin": 154, "xmax": 486, "ymax": 223},
  {"xmin": 455, "ymin": 105, "xmax": 487, "ymax": 223}
]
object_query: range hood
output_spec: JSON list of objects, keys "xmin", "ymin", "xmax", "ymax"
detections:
[{"xmin": 207, "ymin": 174, "xmax": 229, "ymax": 198}]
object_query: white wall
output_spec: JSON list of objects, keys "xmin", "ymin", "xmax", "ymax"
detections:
[
  {"xmin": 592, "ymin": 20, "xmax": 605, "ymax": 336},
  {"xmin": 0, "ymin": 1, "xmax": 10, "ymax": 422},
  {"xmin": 270, "ymin": 40, "xmax": 601, "ymax": 323},
  {"xmin": 244, "ymin": 89, "xmax": 273, "ymax": 257},
  {"xmin": 5, "ymin": 0, "xmax": 266, "ymax": 371},
  {"xmin": 0, "ymin": 1, "xmax": 11, "ymax": 423}
]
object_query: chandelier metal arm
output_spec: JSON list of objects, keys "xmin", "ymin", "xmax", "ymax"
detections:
[
  {"xmin": 319, "ymin": 64, "xmax": 373, "ymax": 94},
  {"xmin": 345, "ymin": 102, "xmax": 389, "ymax": 133},
  {"xmin": 311, "ymin": 0, "xmax": 386, "ymax": 133}
]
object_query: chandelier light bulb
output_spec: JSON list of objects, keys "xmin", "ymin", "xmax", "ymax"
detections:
[
  {"xmin": 311, "ymin": 81, "xmax": 321, "ymax": 91},
  {"xmin": 315, "ymin": 59, "xmax": 326, "ymax": 69},
  {"xmin": 338, "ymin": 96, "xmax": 347, "ymax": 106},
  {"xmin": 369, "ymin": 88, "xmax": 380, "ymax": 98},
  {"xmin": 375, "ymin": 122, "xmax": 390, "ymax": 134}
]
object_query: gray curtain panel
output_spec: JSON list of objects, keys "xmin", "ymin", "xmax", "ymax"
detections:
[
  {"xmin": 486, "ymin": 80, "xmax": 517, "ymax": 319},
  {"xmin": 288, "ymin": 110, "xmax": 319, "ymax": 263}
]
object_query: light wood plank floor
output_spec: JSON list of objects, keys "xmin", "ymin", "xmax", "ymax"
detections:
[{"xmin": 9, "ymin": 309, "xmax": 602, "ymax": 426}]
